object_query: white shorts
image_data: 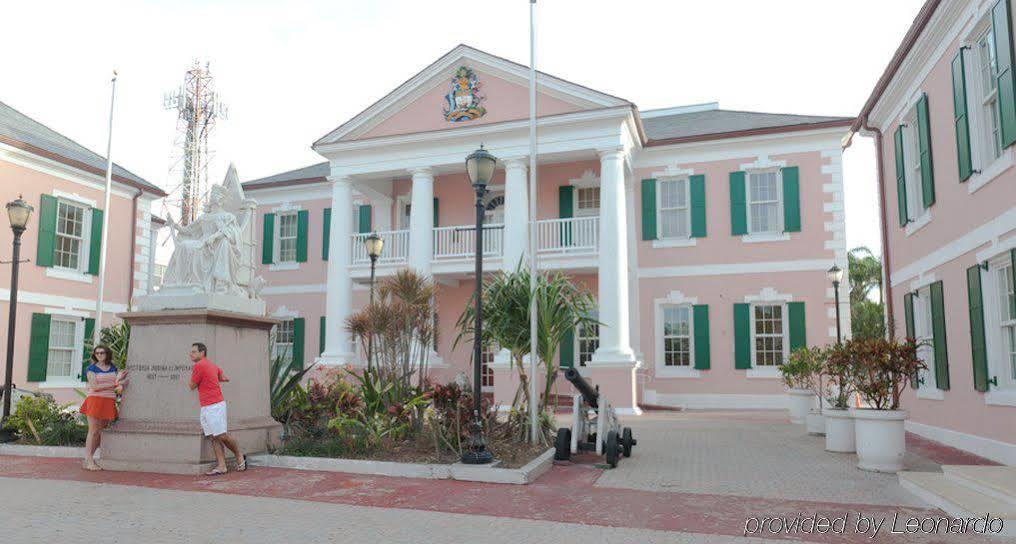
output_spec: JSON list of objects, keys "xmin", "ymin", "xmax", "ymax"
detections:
[{"xmin": 199, "ymin": 401, "xmax": 228, "ymax": 436}]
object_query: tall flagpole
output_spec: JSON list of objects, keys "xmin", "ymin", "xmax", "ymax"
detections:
[
  {"xmin": 94, "ymin": 71, "xmax": 118, "ymax": 344},
  {"xmin": 528, "ymin": 0, "xmax": 539, "ymax": 444}
]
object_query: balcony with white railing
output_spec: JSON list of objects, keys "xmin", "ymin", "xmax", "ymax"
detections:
[
  {"xmin": 351, "ymin": 230, "xmax": 410, "ymax": 265},
  {"xmin": 433, "ymin": 224, "xmax": 504, "ymax": 260},
  {"xmin": 535, "ymin": 216, "xmax": 598, "ymax": 256}
]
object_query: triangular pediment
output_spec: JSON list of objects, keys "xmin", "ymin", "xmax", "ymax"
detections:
[{"xmin": 314, "ymin": 44, "xmax": 630, "ymax": 146}]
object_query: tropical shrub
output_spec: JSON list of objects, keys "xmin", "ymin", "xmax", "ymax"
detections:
[
  {"xmin": 823, "ymin": 342, "xmax": 856, "ymax": 409},
  {"xmin": 281, "ymin": 370, "xmax": 359, "ymax": 435},
  {"xmin": 5, "ymin": 394, "xmax": 86, "ymax": 446},
  {"xmin": 83, "ymin": 321, "xmax": 131, "ymax": 369},
  {"xmin": 780, "ymin": 347, "xmax": 823, "ymax": 391},
  {"xmin": 851, "ymin": 300, "xmax": 886, "ymax": 340},
  {"xmin": 845, "ymin": 338, "xmax": 924, "ymax": 410},
  {"xmin": 269, "ymin": 345, "xmax": 316, "ymax": 422}
]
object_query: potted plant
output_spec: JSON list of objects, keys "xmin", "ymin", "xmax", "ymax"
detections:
[
  {"xmin": 790, "ymin": 347, "xmax": 827, "ymax": 436},
  {"xmin": 779, "ymin": 349, "xmax": 815, "ymax": 425},
  {"xmin": 822, "ymin": 341, "xmax": 856, "ymax": 453},
  {"xmin": 849, "ymin": 337, "xmax": 923, "ymax": 472}
]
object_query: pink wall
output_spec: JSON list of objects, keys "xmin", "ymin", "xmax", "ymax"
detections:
[
  {"xmin": 357, "ymin": 69, "xmax": 585, "ymax": 141},
  {"xmin": 254, "ymin": 197, "xmax": 332, "ymax": 289}
]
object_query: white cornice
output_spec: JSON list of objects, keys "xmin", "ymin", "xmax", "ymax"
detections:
[
  {"xmin": 316, "ymin": 44, "xmax": 629, "ymax": 146},
  {"xmin": 636, "ymin": 127, "xmax": 844, "ymax": 169},
  {"xmin": 0, "ymin": 142, "xmax": 144, "ymax": 200}
]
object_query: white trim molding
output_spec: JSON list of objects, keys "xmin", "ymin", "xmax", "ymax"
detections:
[
  {"xmin": 744, "ymin": 287, "xmax": 793, "ymax": 303},
  {"xmin": 905, "ymin": 419, "xmax": 1016, "ymax": 467},
  {"xmin": 644, "ymin": 391, "xmax": 788, "ymax": 410},
  {"xmin": 639, "ymin": 259, "xmax": 832, "ymax": 279},
  {"xmin": 652, "ymin": 291, "xmax": 701, "ymax": 379}
]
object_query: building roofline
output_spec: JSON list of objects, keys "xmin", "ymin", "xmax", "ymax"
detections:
[
  {"xmin": 242, "ymin": 175, "xmax": 329, "ymax": 191},
  {"xmin": 645, "ymin": 117, "xmax": 855, "ymax": 147},
  {"xmin": 852, "ymin": 0, "xmax": 942, "ymax": 132}
]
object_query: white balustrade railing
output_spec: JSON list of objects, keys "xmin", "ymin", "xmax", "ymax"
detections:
[
  {"xmin": 535, "ymin": 216, "xmax": 598, "ymax": 255},
  {"xmin": 351, "ymin": 230, "xmax": 409, "ymax": 264},
  {"xmin": 433, "ymin": 224, "xmax": 504, "ymax": 260}
]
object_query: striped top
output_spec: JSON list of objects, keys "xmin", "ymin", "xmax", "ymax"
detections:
[{"xmin": 86, "ymin": 364, "xmax": 118, "ymax": 399}]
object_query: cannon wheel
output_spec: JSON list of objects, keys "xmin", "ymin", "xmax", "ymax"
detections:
[
  {"xmin": 554, "ymin": 428, "xmax": 572, "ymax": 461},
  {"xmin": 621, "ymin": 427, "xmax": 634, "ymax": 458},
  {"xmin": 604, "ymin": 430, "xmax": 620, "ymax": 468}
]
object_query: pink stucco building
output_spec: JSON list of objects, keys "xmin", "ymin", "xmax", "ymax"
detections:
[
  {"xmin": 0, "ymin": 101, "xmax": 166, "ymax": 404},
  {"xmin": 853, "ymin": 0, "xmax": 1016, "ymax": 465},
  {"xmin": 243, "ymin": 45, "xmax": 853, "ymax": 414}
]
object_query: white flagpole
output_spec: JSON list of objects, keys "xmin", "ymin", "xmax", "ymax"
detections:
[
  {"xmin": 94, "ymin": 71, "xmax": 118, "ymax": 344},
  {"xmin": 528, "ymin": 0, "xmax": 539, "ymax": 444}
]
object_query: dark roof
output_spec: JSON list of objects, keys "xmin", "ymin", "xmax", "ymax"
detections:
[
  {"xmin": 642, "ymin": 109, "xmax": 854, "ymax": 145},
  {"xmin": 0, "ymin": 100, "xmax": 165, "ymax": 196},
  {"xmin": 242, "ymin": 161, "xmax": 329, "ymax": 189}
]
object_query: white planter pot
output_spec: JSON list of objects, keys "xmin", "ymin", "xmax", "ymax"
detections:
[
  {"xmin": 805, "ymin": 410, "xmax": 826, "ymax": 435},
  {"xmin": 851, "ymin": 408, "xmax": 907, "ymax": 473},
  {"xmin": 787, "ymin": 388, "xmax": 813, "ymax": 424},
  {"xmin": 823, "ymin": 408, "xmax": 855, "ymax": 453}
]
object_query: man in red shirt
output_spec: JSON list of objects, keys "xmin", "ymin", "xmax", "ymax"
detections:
[{"xmin": 188, "ymin": 342, "xmax": 246, "ymax": 475}]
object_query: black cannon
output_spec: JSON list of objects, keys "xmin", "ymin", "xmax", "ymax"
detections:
[{"xmin": 555, "ymin": 368, "xmax": 636, "ymax": 468}]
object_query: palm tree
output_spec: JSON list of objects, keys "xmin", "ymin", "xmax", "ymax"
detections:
[{"xmin": 848, "ymin": 246, "xmax": 883, "ymax": 305}]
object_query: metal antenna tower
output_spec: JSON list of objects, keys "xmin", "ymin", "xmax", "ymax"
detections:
[{"xmin": 164, "ymin": 60, "xmax": 227, "ymax": 225}]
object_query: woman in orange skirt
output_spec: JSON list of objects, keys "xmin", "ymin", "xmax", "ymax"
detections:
[{"xmin": 79, "ymin": 344, "xmax": 127, "ymax": 471}]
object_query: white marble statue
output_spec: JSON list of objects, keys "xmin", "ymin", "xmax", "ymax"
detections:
[{"xmin": 162, "ymin": 164, "xmax": 261, "ymax": 300}]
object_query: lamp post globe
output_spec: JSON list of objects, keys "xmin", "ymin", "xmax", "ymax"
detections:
[
  {"xmin": 3, "ymin": 196, "xmax": 34, "ymax": 438},
  {"xmin": 364, "ymin": 232, "xmax": 384, "ymax": 261},
  {"xmin": 463, "ymin": 145, "xmax": 496, "ymax": 465},
  {"xmin": 828, "ymin": 264, "xmax": 844, "ymax": 344},
  {"xmin": 826, "ymin": 264, "xmax": 843, "ymax": 286}
]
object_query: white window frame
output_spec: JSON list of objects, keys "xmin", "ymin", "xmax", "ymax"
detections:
[
  {"xmin": 655, "ymin": 301, "xmax": 699, "ymax": 378},
  {"xmin": 911, "ymin": 285, "xmax": 944, "ymax": 400},
  {"xmin": 573, "ymin": 186, "xmax": 600, "ymax": 218},
  {"xmin": 655, "ymin": 177, "xmax": 691, "ymax": 241},
  {"xmin": 901, "ymin": 107, "xmax": 927, "ymax": 223},
  {"xmin": 483, "ymin": 187, "xmax": 506, "ymax": 225},
  {"xmin": 52, "ymin": 198, "xmax": 92, "ymax": 276},
  {"xmin": 396, "ymin": 195, "xmax": 412, "ymax": 230},
  {"xmin": 575, "ymin": 314, "xmax": 599, "ymax": 368},
  {"xmin": 747, "ymin": 302, "xmax": 789, "ymax": 378},
  {"xmin": 43, "ymin": 316, "xmax": 84, "ymax": 386},
  {"xmin": 983, "ymin": 253, "xmax": 1016, "ymax": 406},
  {"xmin": 274, "ymin": 211, "xmax": 299, "ymax": 264},
  {"xmin": 962, "ymin": 17, "xmax": 1016, "ymax": 193},
  {"xmin": 480, "ymin": 341, "xmax": 498, "ymax": 392},
  {"xmin": 745, "ymin": 168, "xmax": 784, "ymax": 236},
  {"xmin": 272, "ymin": 319, "xmax": 296, "ymax": 367}
]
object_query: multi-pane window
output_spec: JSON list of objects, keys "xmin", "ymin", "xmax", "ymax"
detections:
[
  {"xmin": 902, "ymin": 110, "xmax": 925, "ymax": 220},
  {"xmin": 277, "ymin": 213, "xmax": 298, "ymax": 263},
  {"xmin": 997, "ymin": 262, "xmax": 1016, "ymax": 382},
  {"xmin": 575, "ymin": 187, "xmax": 600, "ymax": 216},
  {"xmin": 658, "ymin": 179, "xmax": 690, "ymax": 239},
  {"xmin": 747, "ymin": 171, "xmax": 781, "ymax": 234},
  {"xmin": 481, "ymin": 342, "xmax": 498, "ymax": 389},
  {"xmin": 47, "ymin": 318, "xmax": 78, "ymax": 379},
  {"xmin": 662, "ymin": 306, "xmax": 692, "ymax": 367},
  {"xmin": 753, "ymin": 304, "xmax": 785, "ymax": 366},
  {"xmin": 977, "ymin": 27, "xmax": 1004, "ymax": 162},
  {"xmin": 273, "ymin": 320, "xmax": 295, "ymax": 365},
  {"xmin": 55, "ymin": 201, "xmax": 86, "ymax": 270},
  {"xmin": 913, "ymin": 288, "xmax": 936, "ymax": 388},
  {"xmin": 577, "ymin": 321, "xmax": 599, "ymax": 366}
]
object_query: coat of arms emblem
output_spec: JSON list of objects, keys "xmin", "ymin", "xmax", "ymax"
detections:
[{"xmin": 443, "ymin": 66, "xmax": 486, "ymax": 122}]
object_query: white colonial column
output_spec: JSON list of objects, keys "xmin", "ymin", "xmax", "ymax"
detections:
[
  {"xmin": 319, "ymin": 175, "xmax": 356, "ymax": 365},
  {"xmin": 408, "ymin": 167, "xmax": 434, "ymax": 276},
  {"xmin": 501, "ymin": 158, "xmax": 529, "ymax": 271},
  {"xmin": 591, "ymin": 149, "xmax": 636, "ymax": 365}
]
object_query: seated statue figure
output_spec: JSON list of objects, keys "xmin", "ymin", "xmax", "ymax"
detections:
[{"xmin": 163, "ymin": 184, "xmax": 244, "ymax": 296}]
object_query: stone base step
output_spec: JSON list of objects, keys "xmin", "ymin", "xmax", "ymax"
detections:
[
  {"xmin": 898, "ymin": 471, "xmax": 1016, "ymax": 537},
  {"xmin": 943, "ymin": 466, "xmax": 1016, "ymax": 507}
]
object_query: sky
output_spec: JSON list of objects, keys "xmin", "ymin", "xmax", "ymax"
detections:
[{"xmin": 2, "ymin": 0, "xmax": 926, "ymax": 258}]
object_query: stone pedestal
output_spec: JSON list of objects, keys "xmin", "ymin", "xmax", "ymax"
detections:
[{"xmin": 99, "ymin": 309, "xmax": 282, "ymax": 474}]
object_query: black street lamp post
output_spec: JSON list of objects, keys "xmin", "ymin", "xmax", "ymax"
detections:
[
  {"xmin": 2, "ymin": 196, "xmax": 34, "ymax": 441},
  {"xmin": 364, "ymin": 233, "xmax": 384, "ymax": 370},
  {"xmin": 828, "ymin": 264, "xmax": 844, "ymax": 344},
  {"xmin": 462, "ymin": 145, "xmax": 496, "ymax": 465}
]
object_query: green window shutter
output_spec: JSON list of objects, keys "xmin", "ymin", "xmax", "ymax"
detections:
[
  {"xmin": 87, "ymin": 208, "xmax": 103, "ymax": 275},
  {"xmin": 319, "ymin": 316, "xmax": 326, "ymax": 356},
  {"xmin": 993, "ymin": 0, "xmax": 1016, "ymax": 148},
  {"xmin": 916, "ymin": 94, "xmax": 936, "ymax": 207},
  {"xmin": 559, "ymin": 186, "xmax": 574, "ymax": 246},
  {"xmin": 640, "ymin": 179, "xmax": 657, "ymax": 240},
  {"xmin": 295, "ymin": 210, "xmax": 309, "ymax": 263},
  {"xmin": 560, "ymin": 327, "xmax": 574, "ymax": 368},
  {"xmin": 929, "ymin": 281, "xmax": 950, "ymax": 390},
  {"xmin": 733, "ymin": 303, "xmax": 751, "ymax": 369},
  {"xmin": 1011, "ymin": 249, "xmax": 1016, "ymax": 316},
  {"xmin": 292, "ymin": 317, "xmax": 305, "ymax": 371},
  {"xmin": 36, "ymin": 194, "xmax": 57, "ymax": 267},
  {"xmin": 262, "ymin": 213, "xmax": 275, "ymax": 264},
  {"xmin": 358, "ymin": 204, "xmax": 372, "ymax": 233},
  {"xmin": 894, "ymin": 126, "xmax": 908, "ymax": 227},
  {"xmin": 952, "ymin": 51, "xmax": 974, "ymax": 182},
  {"xmin": 692, "ymin": 305, "xmax": 710, "ymax": 370},
  {"xmin": 967, "ymin": 265, "xmax": 990, "ymax": 392},
  {"xmin": 26, "ymin": 313, "xmax": 51, "ymax": 382},
  {"xmin": 787, "ymin": 301, "xmax": 806, "ymax": 352},
  {"xmin": 689, "ymin": 175, "xmax": 706, "ymax": 238},
  {"xmin": 904, "ymin": 292, "xmax": 919, "ymax": 388},
  {"xmin": 433, "ymin": 198, "xmax": 439, "ymax": 228},
  {"xmin": 81, "ymin": 318, "xmax": 95, "ymax": 381},
  {"xmin": 729, "ymin": 172, "xmax": 747, "ymax": 235},
  {"xmin": 781, "ymin": 167, "xmax": 801, "ymax": 233},
  {"xmin": 322, "ymin": 208, "xmax": 331, "ymax": 261}
]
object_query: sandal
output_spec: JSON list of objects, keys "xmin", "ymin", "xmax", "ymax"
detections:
[
  {"xmin": 205, "ymin": 467, "xmax": 228, "ymax": 476},
  {"xmin": 236, "ymin": 455, "xmax": 247, "ymax": 472},
  {"xmin": 83, "ymin": 464, "xmax": 103, "ymax": 472}
]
